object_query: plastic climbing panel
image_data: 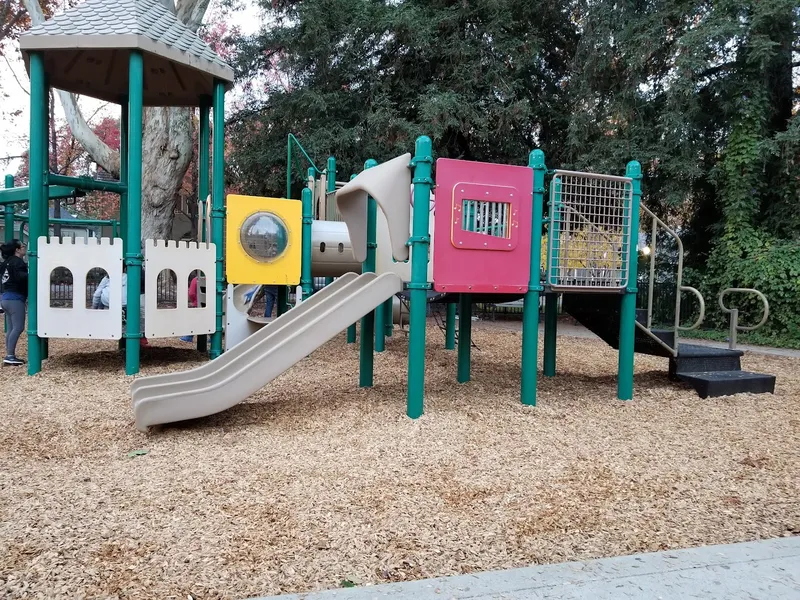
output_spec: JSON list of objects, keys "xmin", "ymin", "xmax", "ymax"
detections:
[
  {"xmin": 225, "ymin": 195, "xmax": 302, "ymax": 286},
  {"xmin": 143, "ymin": 240, "xmax": 216, "ymax": 338},
  {"xmin": 432, "ymin": 159, "xmax": 533, "ymax": 294},
  {"xmin": 36, "ymin": 236, "xmax": 124, "ymax": 339}
]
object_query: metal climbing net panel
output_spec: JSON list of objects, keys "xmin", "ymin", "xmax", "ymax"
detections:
[{"xmin": 546, "ymin": 170, "xmax": 633, "ymax": 291}]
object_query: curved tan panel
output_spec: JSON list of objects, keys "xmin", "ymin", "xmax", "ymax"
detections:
[{"xmin": 335, "ymin": 153, "xmax": 412, "ymax": 263}]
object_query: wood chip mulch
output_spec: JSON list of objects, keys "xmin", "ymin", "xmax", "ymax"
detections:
[{"xmin": 1, "ymin": 321, "xmax": 798, "ymax": 599}]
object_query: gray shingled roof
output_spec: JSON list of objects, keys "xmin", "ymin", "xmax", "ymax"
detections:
[{"xmin": 19, "ymin": 0, "xmax": 235, "ymax": 107}]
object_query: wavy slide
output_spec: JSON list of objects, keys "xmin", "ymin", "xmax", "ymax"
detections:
[{"xmin": 130, "ymin": 272, "xmax": 403, "ymax": 431}]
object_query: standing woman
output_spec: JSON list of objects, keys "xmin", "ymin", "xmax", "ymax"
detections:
[{"xmin": 0, "ymin": 239, "xmax": 28, "ymax": 366}]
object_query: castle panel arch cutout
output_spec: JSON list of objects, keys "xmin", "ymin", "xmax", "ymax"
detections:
[{"xmin": 36, "ymin": 237, "xmax": 123, "ymax": 339}]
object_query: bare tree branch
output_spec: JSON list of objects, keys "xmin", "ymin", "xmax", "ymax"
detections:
[
  {"xmin": 2, "ymin": 52, "xmax": 29, "ymax": 94},
  {"xmin": 19, "ymin": 0, "xmax": 119, "ymax": 177}
]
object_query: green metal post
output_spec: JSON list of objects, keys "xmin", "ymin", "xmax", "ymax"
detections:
[
  {"xmin": 407, "ymin": 136, "xmax": 433, "ymax": 418},
  {"xmin": 359, "ymin": 159, "xmax": 378, "ymax": 385},
  {"xmin": 324, "ymin": 156, "xmax": 337, "ymax": 289},
  {"xmin": 324, "ymin": 157, "xmax": 336, "ymax": 289},
  {"xmin": 618, "ymin": 161, "xmax": 642, "ymax": 400},
  {"xmin": 543, "ymin": 175, "xmax": 561, "ymax": 377},
  {"xmin": 521, "ymin": 150, "xmax": 546, "ymax": 405},
  {"xmin": 374, "ymin": 297, "xmax": 386, "ymax": 352},
  {"xmin": 26, "ymin": 53, "xmax": 45, "ymax": 374},
  {"xmin": 445, "ymin": 302, "xmax": 456, "ymax": 349},
  {"xmin": 543, "ymin": 294, "xmax": 558, "ymax": 376},
  {"xmin": 40, "ymin": 80, "xmax": 51, "ymax": 361},
  {"xmin": 325, "ymin": 156, "xmax": 336, "ymax": 216},
  {"xmin": 119, "ymin": 98, "xmax": 128, "ymax": 249},
  {"xmin": 125, "ymin": 51, "xmax": 144, "ymax": 374},
  {"xmin": 42, "ymin": 77, "xmax": 50, "ymax": 242},
  {"xmin": 383, "ymin": 299, "xmax": 393, "ymax": 337},
  {"xmin": 4, "ymin": 175, "xmax": 13, "ymax": 242},
  {"xmin": 197, "ymin": 98, "xmax": 211, "ymax": 355},
  {"xmin": 199, "ymin": 98, "xmax": 211, "ymax": 244},
  {"xmin": 210, "ymin": 80, "xmax": 226, "ymax": 359},
  {"xmin": 301, "ymin": 167, "xmax": 314, "ymax": 300},
  {"xmin": 277, "ymin": 286, "xmax": 289, "ymax": 315},
  {"xmin": 346, "ymin": 172, "xmax": 357, "ymax": 344},
  {"xmin": 457, "ymin": 293, "xmax": 472, "ymax": 383}
]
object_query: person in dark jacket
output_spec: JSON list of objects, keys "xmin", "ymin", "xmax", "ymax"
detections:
[{"xmin": 0, "ymin": 239, "xmax": 28, "ymax": 366}]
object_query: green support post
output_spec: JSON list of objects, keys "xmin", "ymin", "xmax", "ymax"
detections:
[
  {"xmin": 617, "ymin": 161, "xmax": 642, "ymax": 400},
  {"xmin": 445, "ymin": 302, "xmax": 456, "ymax": 349},
  {"xmin": 324, "ymin": 156, "xmax": 337, "ymax": 289},
  {"xmin": 26, "ymin": 52, "xmax": 45, "ymax": 375},
  {"xmin": 277, "ymin": 287, "xmax": 289, "ymax": 315},
  {"xmin": 4, "ymin": 175, "xmax": 13, "ymax": 242},
  {"xmin": 125, "ymin": 51, "xmax": 144, "ymax": 374},
  {"xmin": 321, "ymin": 161, "xmax": 335, "ymax": 290},
  {"xmin": 301, "ymin": 167, "xmax": 314, "ymax": 300},
  {"xmin": 406, "ymin": 136, "xmax": 433, "ymax": 418},
  {"xmin": 457, "ymin": 294, "xmax": 472, "ymax": 383},
  {"xmin": 210, "ymin": 80, "xmax": 226, "ymax": 359},
  {"xmin": 359, "ymin": 159, "xmax": 378, "ymax": 385},
  {"xmin": 197, "ymin": 98, "xmax": 211, "ymax": 355},
  {"xmin": 521, "ymin": 150, "xmax": 546, "ymax": 405},
  {"xmin": 346, "ymin": 172, "xmax": 357, "ymax": 344},
  {"xmin": 119, "ymin": 98, "xmax": 128, "ymax": 252},
  {"xmin": 40, "ymin": 77, "xmax": 50, "ymax": 361},
  {"xmin": 374, "ymin": 297, "xmax": 386, "ymax": 352},
  {"xmin": 383, "ymin": 299, "xmax": 393, "ymax": 337},
  {"xmin": 543, "ymin": 174, "xmax": 562, "ymax": 377},
  {"xmin": 543, "ymin": 294, "xmax": 558, "ymax": 376}
]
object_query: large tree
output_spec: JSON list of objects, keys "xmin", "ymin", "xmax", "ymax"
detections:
[
  {"xmin": 227, "ymin": 0, "xmax": 578, "ymax": 198},
  {"xmin": 566, "ymin": 0, "xmax": 800, "ymax": 338},
  {"xmin": 17, "ymin": 0, "xmax": 226, "ymax": 240}
]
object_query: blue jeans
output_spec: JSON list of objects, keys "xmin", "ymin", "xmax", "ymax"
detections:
[
  {"xmin": 264, "ymin": 286, "xmax": 278, "ymax": 317},
  {"xmin": 1, "ymin": 298, "xmax": 26, "ymax": 357}
]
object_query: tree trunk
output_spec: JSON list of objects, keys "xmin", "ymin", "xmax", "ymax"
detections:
[{"xmin": 140, "ymin": 106, "xmax": 194, "ymax": 241}]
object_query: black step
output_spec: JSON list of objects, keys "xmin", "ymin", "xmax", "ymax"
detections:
[
  {"xmin": 669, "ymin": 343, "xmax": 743, "ymax": 378},
  {"xmin": 676, "ymin": 371, "xmax": 776, "ymax": 399}
]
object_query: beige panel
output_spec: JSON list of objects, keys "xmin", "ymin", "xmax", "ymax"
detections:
[{"xmin": 335, "ymin": 153, "xmax": 412, "ymax": 263}]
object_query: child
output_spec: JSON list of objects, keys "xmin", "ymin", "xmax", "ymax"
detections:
[
  {"xmin": 95, "ymin": 267, "xmax": 149, "ymax": 348},
  {"xmin": 1, "ymin": 239, "xmax": 28, "ymax": 366}
]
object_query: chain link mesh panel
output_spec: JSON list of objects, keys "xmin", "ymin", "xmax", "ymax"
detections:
[{"xmin": 546, "ymin": 170, "xmax": 633, "ymax": 291}]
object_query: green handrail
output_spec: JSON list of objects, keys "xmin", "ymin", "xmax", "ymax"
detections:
[{"xmin": 286, "ymin": 133, "xmax": 323, "ymax": 199}]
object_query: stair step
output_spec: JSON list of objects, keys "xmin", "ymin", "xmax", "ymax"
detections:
[
  {"xmin": 676, "ymin": 371, "xmax": 776, "ymax": 399},
  {"xmin": 670, "ymin": 343, "xmax": 743, "ymax": 377}
]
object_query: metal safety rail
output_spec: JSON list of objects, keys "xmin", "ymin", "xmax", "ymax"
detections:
[
  {"xmin": 719, "ymin": 288, "xmax": 769, "ymax": 350},
  {"xmin": 638, "ymin": 204, "xmax": 705, "ymax": 356}
]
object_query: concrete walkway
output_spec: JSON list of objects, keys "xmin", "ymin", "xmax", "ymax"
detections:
[{"xmin": 252, "ymin": 537, "xmax": 800, "ymax": 599}]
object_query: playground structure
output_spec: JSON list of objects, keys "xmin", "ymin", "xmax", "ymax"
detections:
[{"xmin": 3, "ymin": 0, "xmax": 776, "ymax": 433}]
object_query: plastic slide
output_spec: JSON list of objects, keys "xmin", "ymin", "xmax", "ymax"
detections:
[{"xmin": 130, "ymin": 272, "xmax": 403, "ymax": 431}]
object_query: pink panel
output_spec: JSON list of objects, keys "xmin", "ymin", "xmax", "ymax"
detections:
[{"xmin": 433, "ymin": 158, "xmax": 533, "ymax": 294}]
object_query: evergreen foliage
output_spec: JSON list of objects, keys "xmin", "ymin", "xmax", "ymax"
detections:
[{"xmin": 226, "ymin": 0, "xmax": 800, "ymax": 342}]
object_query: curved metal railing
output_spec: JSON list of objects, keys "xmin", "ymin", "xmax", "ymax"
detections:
[
  {"xmin": 719, "ymin": 288, "xmax": 770, "ymax": 349},
  {"xmin": 636, "ymin": 204, "xmax": 706, "ymax": 355}
]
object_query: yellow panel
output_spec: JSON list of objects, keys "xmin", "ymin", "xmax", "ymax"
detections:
[{"xmin": 225, "ymin": 195, "xmax": 302, "ymax": 285}]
